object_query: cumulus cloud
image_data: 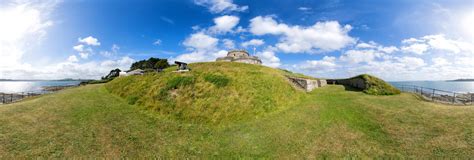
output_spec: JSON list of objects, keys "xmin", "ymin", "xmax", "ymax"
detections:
[
  {"xmin": 0, "ymin": 1, "xmax": 56, "ymax": 69},
  {"xmin": 209, "ymin": 15, "xmax": 240, "ymax": 34},
  {"xmin": 291, "ymin": 34, "xmax": 473, "ymax": 81},
  {"xmin": 78, "ymin": 36, "xmax": 100, "ymax": 46},
  {"xmin": 340, "ymin": 49, "xmax": 376, "ymax": 64},
  {"xmin": 256, "ymin": 47, "xmax": 281, "ymax": 68},
  {"xmin": 241, "ymin": 39, "xmax": 265, "ymax": 48},
  {"xmin": 67, "ymin": 55, "xmax": 78, "ymax": 63},
  {"xmin": 297, "ymin": 56, "xmax": 337, "ymax": 71},
  {"xmin": 194, "ymin": 0, "xmax": 248, "ymax": 13},
  {"xmin": 222, "ymin": 39, "xmax": 235, "ymax": 49},
  {"xmin": 175, "ymin": 32, "xmax": 225, "ymax": 63},
  {"xmin": 153, "ymin": 39, "xmax": 162, "ymax": 46},
  {"xmin": 249, "ymin": 16, "xmax": 355, "ymax": 53},
  {"xmin": 183, "ymin": 32, "xmax": 218, "ymax": 51},
  {"xmin": 401, "ymin": 34, "xmax": 473, "ymax": 55},
  {"xmin": 73, "ymin": 44, "xmax": 84, "ymax": 52},
  {"xmin": 401, "ymin": 43, "xmax": 429, "ymax": 55}
]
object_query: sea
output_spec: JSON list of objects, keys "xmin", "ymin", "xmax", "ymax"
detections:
[
  {"xmin": 0, "ymin": 80, "xmax": 82, "ymax": 93},
  {"xmin": 389, "ymin": 81, "xmax": 474, "ymax": 93}
]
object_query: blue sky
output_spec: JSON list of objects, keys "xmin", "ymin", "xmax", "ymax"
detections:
[{"xmin": 0, "ymin": 0, "xmax": 473, "ymax": 80}]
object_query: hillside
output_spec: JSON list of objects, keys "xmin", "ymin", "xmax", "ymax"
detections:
[
  {"xmin": 105, "ymin": 62, "xmax": 309, "ymax": 124},
  {"xmin": 0, "ymin": 84, "xmax": 473, "ymax": 158}
]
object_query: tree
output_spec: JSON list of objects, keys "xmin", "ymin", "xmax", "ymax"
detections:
[
  {"xmin": 102, "ymin": 68, "xmax": 121, "ymax": 80},
  {"xmin": 130, "ymin": 57, "xmax": 170, "ymax": 70},
  {"xmin": 154, "ymin": 59, "xmax": 170, "ymax": 69}
]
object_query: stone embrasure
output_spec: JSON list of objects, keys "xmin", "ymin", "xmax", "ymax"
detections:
[
  {"xmin": 287, "ymin": 77, "xmax": 327, "ymax": 92},
  {"xmin": 216, "ymin": 50, "xmax": 262, "ymax": 65}
]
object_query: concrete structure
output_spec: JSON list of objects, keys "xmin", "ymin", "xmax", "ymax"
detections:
[
  {"xmin": 216, "ymin": 50, "xmax": 262, "ymax": 65},
  {"xmin": 174, "ymin": 61, "xmax": 190, "ymax": 72},
  {"xmin": 126, "ymin": 69, "xmax": 144, "ymax": 76},
  {"xmin": 287, "ymin": 77, "xmax": 327, "ymax": 92}
]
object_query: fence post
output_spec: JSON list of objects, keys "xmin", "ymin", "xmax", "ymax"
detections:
[
  {"xmin": 432, "ymin": 89, "xmax": 435, "ymax": 101},
  {"xmin": 1, "ymin": 93, "xmax": 4, "ymax": 104},
  {"xmin": 10, "ymin": 94, "xmax": 13, "ymax": 103},
  {"xmin": 471, "ymin": 94, "xmax": 473, "ymax": 105},
  {"xmin": 421, "ymin": 87, "xmax": 423, "ymax": 96},
  {"xmin": 452, "ymin": 93, "xmax": 456, "ymax": 104}
]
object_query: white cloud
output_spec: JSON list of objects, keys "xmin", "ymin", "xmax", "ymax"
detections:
[
  {"xmin": 67, "ymin": 55, "xmax": 78, "ymax": 63},
  {"xmin": 0, "ymin": 1, "xmax": 56, "ymax": 69},
  {"xmin": 222, "ymin": 39, "xmax": 235, "ymax": 49},
  {"xmin": 209, "ymin": 15, "xmax": 240, "ymax": 34},
  {"xmin": 378, "ymin": 46, "xmax": 398, "ymax": 54},
  {"xmin": 73, "ymin": 44, "xmax": 84, "ymax": 52},
  {"xmin": 249, "ymin": 16, "xmax": 355, "ymax": 53},
  {"xmin": 176, "ymin": 32, "xmax": 223, "ymax": 63},
  {"xmin": 153, "ymin": 39, "xmax": 162, "ymax": 46},
  {"xmin": 256, "ymin": 48, "xmax": 280, "ymax": 68},
  {"xmin": 401, "ymin": 43, "xmax": 429, "ymax": 55},
  {"xmin": 340, "ymin": 49, "xmax": 376, "ymax": 64},
  {"xmin": 79, "ymin": 52, "xmax": 89, "ymax": 59},
  {"xmin": 397, "ymin": 57, "xmax": 426, "ymax": 69},
  {"xmin": 432, "ymin": 57, "xmax": 449, "ymax": 66},
  {"xmin": 298, "ymin": 56, "xmax": 337, "ymax": 71},
  {"xmin": 194, "ymin": 0, "xmax": 248, "ymax": 13},
  {"xmin": 298, "ymin": 7, "xmax": 311, "ymax": 11},
  {"xmin": 241, "ymin": 39, "xmax": 265, "ymax": 48},
  {"xmin": 183, "ymin": 32, "xmax": 218, "ymax": 51},
  {"xmin": 401, "ymin": 34, "xmax": 473, "ymax": 55},
  {"xmin": 356, "ymin": 41, "xmax": 377, "ymax": 48},
  {"xmin": 78, "ymin": 36, "xmax": 100, "ymax": 46}
]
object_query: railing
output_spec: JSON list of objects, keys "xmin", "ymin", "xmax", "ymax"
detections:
[
  {"xmin": 0, "ymin": 91, "xmax": 44, "ymax": 104},
  {"xmin": 395, "ymin": 85, "xmax": 474, "ymax": 105}
]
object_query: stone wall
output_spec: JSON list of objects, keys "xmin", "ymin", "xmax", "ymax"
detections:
[
  {"xmin": 328, "ymin": 77, "xmax": 366, "ymax": 90},
  {"xmin": 287, "ymin": 77, "xmax": 327, "ymax": 92}
]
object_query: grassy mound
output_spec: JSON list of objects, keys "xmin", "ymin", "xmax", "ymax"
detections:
[
  {"xmin": 105, "ymin": 62, "xmax": 307, "ymax": 124},
  {"xmin": 357, "ymin": 74, "xmax": 401, "ymax": 95}
]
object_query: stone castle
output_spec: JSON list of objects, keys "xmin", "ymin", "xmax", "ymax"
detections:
[{"xmin": 216, "ymin": 50, "xmax": 262, "ymax": 65}]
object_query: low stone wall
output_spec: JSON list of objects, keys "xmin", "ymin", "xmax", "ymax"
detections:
[
  {"xmin": 287, "ymin": 77, "xmax": 327, "ymax": 92},
  {"xmin": 331, "ymin": 77, "xmax": 367, "ymax": 90}
]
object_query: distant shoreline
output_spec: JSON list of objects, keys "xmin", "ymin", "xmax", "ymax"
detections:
[{"xmin": 446, "ymin": 79, "xmax": 474, "ymax": 82}]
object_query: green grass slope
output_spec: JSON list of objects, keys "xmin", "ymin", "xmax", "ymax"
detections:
[
  {"xmin": 333, "ymin": 74, "xmax": 401, "ymax": 95},
  {"xmin": 0, "ymin": 85, "xmax": 472, "ymax": 158},
  {"xmin": 105, "ymin": 62, "xmax": 307, "ymax": 124}
]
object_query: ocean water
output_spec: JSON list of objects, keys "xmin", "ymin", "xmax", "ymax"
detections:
[
  {"xmin": 390, "ymin": 81, "xmax": 474, "ymax": 93},
  {"xmin": 0, "ymin": 81, "xmax": 82, "ymax": 93}
]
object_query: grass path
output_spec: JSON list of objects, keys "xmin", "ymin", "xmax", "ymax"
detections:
[{"xmin": 0, "ymin": 84, "xmax": 472, "ymax": 158}]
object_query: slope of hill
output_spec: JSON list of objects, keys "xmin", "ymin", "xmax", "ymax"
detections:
[
  {"xmin": 105, "ymin": 62, "xmax": 309, "ymax": 124},
  {"xmin": 0, "ymin": 84, "xmax": 472, "ymax": 158}
]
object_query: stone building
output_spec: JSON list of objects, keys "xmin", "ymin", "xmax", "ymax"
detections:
[{"xmin": 216, "ymin": 50, "xmax": 262, "ymax": 65}]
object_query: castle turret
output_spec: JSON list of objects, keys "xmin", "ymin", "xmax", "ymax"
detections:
[{"xmin": 216, "ymin": 50, "xmax": 262, "ymax": 65}]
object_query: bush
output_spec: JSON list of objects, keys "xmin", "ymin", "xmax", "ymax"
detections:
[{"xmin": 204, "ymin": 74, "xmax": 230, "ymax": 88}]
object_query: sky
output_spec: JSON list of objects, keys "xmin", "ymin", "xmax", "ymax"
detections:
[{"xmin": 0, "ymin": 0, "xmax": 473, "ymax": 81}]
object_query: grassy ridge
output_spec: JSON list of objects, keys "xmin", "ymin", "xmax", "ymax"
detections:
[
  {"xmin": 0, "ymin": 85, "xmax": 472, "ymax": 158},
  {"xmin": 334, "ymin": 74, "xmax": 401, "ymax": 95},
  {"xmin": 105, "ymin": 62, "xmax": 307, "ymax": 124}
]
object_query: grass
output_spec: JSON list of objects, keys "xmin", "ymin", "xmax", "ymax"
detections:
[
  {"xmin": 105, "ymin": 62, "xmax": 306, "ymax": 124},
  {"xmin": 337, "ymin": 74, "xmax": 401, "ymax": 95},
  {"xmin": 0, "ymin": 62, "xmax": 473, "ymax": 158},
  {"xmin": 0, "ymin": 85, "xmax": 472, "ymax": 158}
]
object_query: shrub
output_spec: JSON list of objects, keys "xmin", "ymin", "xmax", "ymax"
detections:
[{"xmin": 204, "ymin": 74, "xmax": 230, "ymax": 88}]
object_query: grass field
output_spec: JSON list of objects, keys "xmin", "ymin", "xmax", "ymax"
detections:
[{"xmin": 0, "ymin": 84, "xmax": 472, "ymax": 158}]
